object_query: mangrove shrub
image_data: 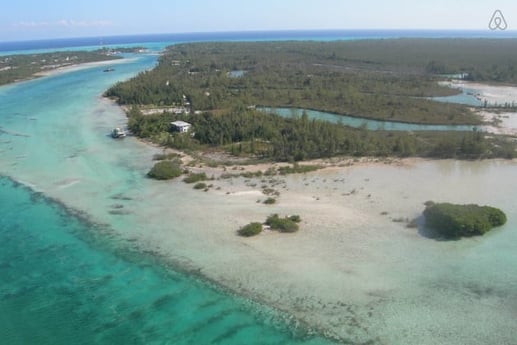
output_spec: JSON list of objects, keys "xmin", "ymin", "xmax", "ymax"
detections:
[{"xmin": 423, "ymin": 202, "xmax": 506, "ymax": 238}]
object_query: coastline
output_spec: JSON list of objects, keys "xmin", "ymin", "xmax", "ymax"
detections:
[
  {"xmin": 2, "ymin": 55, "xmax": 516, "ymax": 343},
  {"xmin": 33, "ymin": 58, "xmax": 132, "ymax": 78},
  {"xmin": 440, "ymin": 80, "xmax": 517, "ymax": 136},
  {"xmin": 5, "ymin": 151, "xmax": 517, "ymax": 343}
]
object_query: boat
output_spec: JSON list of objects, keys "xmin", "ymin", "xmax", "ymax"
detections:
[
  {"xmin": 111, "ymin": 127, "xmax": 126, "ymax": 138},
  {"xmin": 103, "ymin": 68, "xmax": 115, "ymax": 72}
]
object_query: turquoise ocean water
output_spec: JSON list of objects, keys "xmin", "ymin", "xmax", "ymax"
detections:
[{"xmin": 0, "ymin": 176, "xmax": 330, "ymax": 345}]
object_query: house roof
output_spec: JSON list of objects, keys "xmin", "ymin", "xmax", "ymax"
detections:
[{"xmin": 170, "ymin": 121, "xmax": 192, "ymax": 127}]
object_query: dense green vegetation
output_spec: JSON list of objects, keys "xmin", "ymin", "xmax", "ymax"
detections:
[
  {"xmin": 263, "ymin": 197, "xmax": 276, "ymax": 205},
  {"xmin": 147, "ymin": 160, "xmax": 183, "ymax": 180},
  {"xmin": 126, "ymin": 107, "xmax": 515, "ymax": 161},
  {"xmin": 423, "ymin": 202, "xmax": 507, "ymax": 238},
  {"xmin": 0, "ymin": 50, "xmax": 120, "ymax": 85},
  {"xmin": 238, "ymin": 214, "xmax": 302, "ymax": 237},
  {"xmin": 278, "ymin": 164, "xmax": 323, "ymax": 175},
  {"xmin": 193, "ymin": 182, "xmax": 208, "ymax": 190},
  {"xmin": 183, "ymin": 172, "xmax": 208, "ymax": 184},
  {"xmin": 153, "ymin": 152, "xmax": 182, "ymax": 161},
  {"xmin": 266, "ymin": 214, "xmax": 300, "ymax": 233},
  {"xmin": 237, "ymin": 222, "xmax": 263, "ymax": 237},
  {"xmin": 106, "ymin": 40, "xmax": 517, "ymax": 162},
  {"xmin": 104, "ymin": 40, "xmax": 507, "ymax": 125}
]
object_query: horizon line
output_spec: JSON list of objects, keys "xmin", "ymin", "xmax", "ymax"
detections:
[{"xmin": 1, "ymin": 28, "xmax": 515, "ymax": 44}]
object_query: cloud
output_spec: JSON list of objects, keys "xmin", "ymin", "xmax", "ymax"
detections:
[
  {"xmin": 14, "ymin": 21, "xmax": 50, "ymax": 28},
  {"xmin": 13, "ymin": 19, "xmax": 113, "ymax": 29},
  {"xmin": 55, "ymin": 19, "xmax": 113, "ymax": 27}
]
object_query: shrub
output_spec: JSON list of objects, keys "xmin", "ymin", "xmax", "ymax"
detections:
[
  {"xmin": 238, "ymin": 222, "xmax": 263, "ymax": 237},
  {"xmin": 193, "ymin": 182, "xmax": 207, "ymax": 190},
  {"xmin": 278, "ymin": 164, "xmax": 322, "ymax": 175},
  {"xmin": 288, "ymin": 215, "xmax": 301, "ymax": 223},
  {"xmin": 184, "ymin": 172, "xmax": 208, "ymax": 184},
  {"xmin": 153, "ymin": 152, "xmax": 181, "ymax": 161},
  {"xmin": 147, "ymin": 160, "xmax": 183, "ymax": 180},
  {"xmin": 263, "ymin": 197, "xmax": 276, "ymax": 205},
  {"xmin": 423, "ymin": 202, "xmax": 506, "ymax": 238},
  {"xmin": 264, "ymin": 168, "xmax": 277, "ymax": 176},
  {"xmin": 240, "ymin": 171, "xmax": 263, "ymax": 178},
  {"xmin": 266, "ymin": 214, "xmax": 299, "ymax": 233}
]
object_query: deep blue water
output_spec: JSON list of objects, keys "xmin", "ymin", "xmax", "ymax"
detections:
[{"xmin": 2, "ymin": 29, "xmax": 517, "ymax": 55}]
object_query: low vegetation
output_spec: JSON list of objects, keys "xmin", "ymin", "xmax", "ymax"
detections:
[
  {"xmin": 266, "ymin": 214, "xmax": 300, "ymax": 233},
  {"xmin": 237, "ymin": 214, "xmax": 302, "ymax": 237},
  {"xmin": 153, "ymin": 152, "xmax": 182, "ymax": 161},
  {"xmin": 193, "ymin": 182, "xmax": 207, "ymax": 190},
  {"xmin": 278, "ymin": 164, "xmax": 323, "ymax": 175},
  {"xmin": 183, "ymin": 172, "xmax": 208, "ymax": 184},
  {"xmin": 263, "ymin": 197, "xmax": 276, "ymax": 205},
  {"xmin": 237, "ymin": 222, "xmax": 263, "ymax": 237},
  {"xmin": 147, "ymin": 160, "xmax": 183, "ymax": 180},
  {"xmin": 423, "ymin": 202, "xmax": 507, "ymax": 238}
]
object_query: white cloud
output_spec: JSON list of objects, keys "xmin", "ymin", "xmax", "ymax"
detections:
[
  {"xmin": 15, "ymin": 21, "xmax": 50, "ymax": 28},
  {"xmin": 55, "ymin": 19, "xmax": 113, "ymax": 27},
  {"xmin": 13, "ymin": 19, "xmax": 113, "ymax": 29}
]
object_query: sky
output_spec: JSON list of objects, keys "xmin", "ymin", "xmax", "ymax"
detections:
[{"xmin": 0, "ymin": 0, "xmax": 516, "ymax": 42}]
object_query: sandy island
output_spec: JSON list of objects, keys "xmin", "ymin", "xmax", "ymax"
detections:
[{"xmin": 33, "ymin": 58, "xmax": 133, "ymax": 78}]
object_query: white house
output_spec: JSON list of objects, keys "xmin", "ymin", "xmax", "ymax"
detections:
[{"xmin": 170, "ymin": 121, "xmax": 192, "ymax": 133}]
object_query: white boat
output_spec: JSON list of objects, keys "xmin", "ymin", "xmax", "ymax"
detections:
[{"xmin": 111, "ymin": 127, "xmax": 126, "ymax": 138}]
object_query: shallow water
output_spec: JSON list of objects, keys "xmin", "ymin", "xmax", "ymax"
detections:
[
  {"xmin": 262, "ymin": 107, "xmax": 478, "ymax": 131},
  {"xmin": 430, "ymin": 86, "xmax": 482, "ymax": 106},
  {"xmin": 0, "ymin": 177, "xmax": 330, "ymax": 345},
  {"xmin": 246, "ymin": 159, "xmax": 517, "ymax": 344},
  {"xmin": 0, "ymin": 55, "xmax": 333, "ymax": 344}
]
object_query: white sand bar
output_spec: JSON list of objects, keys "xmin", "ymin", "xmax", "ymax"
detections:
[{"xmin": 122, "ymin": 158, "xmax": 517, "ymax": 345}]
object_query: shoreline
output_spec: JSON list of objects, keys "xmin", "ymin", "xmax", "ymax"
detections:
[
  {"xmin": 33, "ymin": 58, "xmax": 131, "ymax": 78},
  {"xmin": 441, "ymin": 80, "xmax": 517, "ymax": 136},
  {"xmin": 0, "ymin": 58, "xmax": 130, "ymax": 87},
  {"xmin": 5, "ymin": 153, "xmax": 517, "ymax": 343}
]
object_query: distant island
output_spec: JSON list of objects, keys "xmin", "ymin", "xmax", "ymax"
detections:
[
  {"xmin": 105, "ymin": 39, "xmax": 517, "ymax": 163},
  {"xmin": 0, "ymin": 50, "xmax": 121, "ymax": 86},
  {"xmin": 423, "ymin": 202, "xmax": 507, "ymax": 238}
]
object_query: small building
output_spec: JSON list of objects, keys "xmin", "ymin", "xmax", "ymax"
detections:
[{"xmin": 170, "ymin": 121, "xmax": 192, "ymax": 133}]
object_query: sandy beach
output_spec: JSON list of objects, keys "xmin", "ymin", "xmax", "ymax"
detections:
[{"xmin": 34, "ymin": 58, "xmax": 133, "ymax": 78}]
